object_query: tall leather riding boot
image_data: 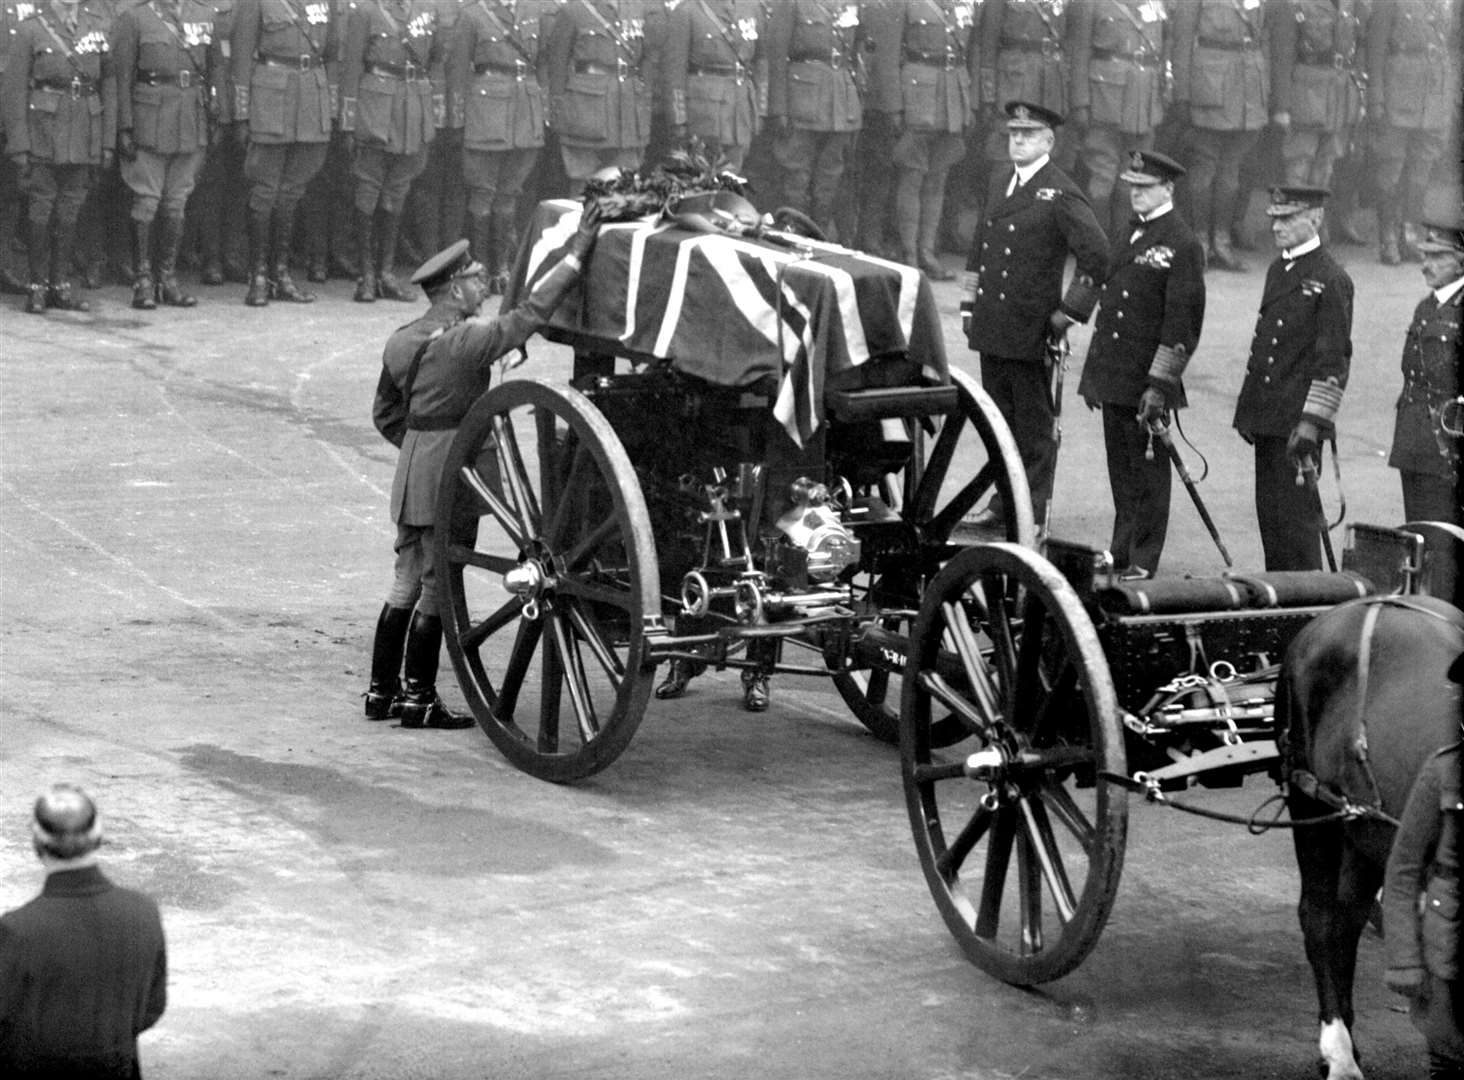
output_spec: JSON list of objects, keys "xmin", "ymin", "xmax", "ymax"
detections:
[
  {"xmin": 270, "ymin": 206, "xmax": 314, "ymax": 303},
  {"xmin": 24, "ymin": 217, "xmax": 50, "ymax": 313},
  {"xmin": 470, "ymin": 212, "xmax": 495, "ymax": 293},
  {"xmin": 374, "ymin": 209, "xmax": 413, "ymax": 301},
  {"xmin": 489, "ymin": 208, "xmax": 516, "ymax": 295},
  {"xmin": 364, "ymin": 602, "xmax": 414, "ymax": 720},
  {"xmin": 1378, "ymin": 207, "xmax": 1401, "ymax": 265},
  {"xmin": 244, "ymin": 207, "xmax": 272, "ymax": 306},
  {"xmin": 917, "ymin": 178, "xmax": 954, "ymax": 280},
  {"xmin": 154, "ymin": 213, "xmax": 197, "ymax": 307},
  {"xmin": 891, "ymin": 169, "xmax": 921, "ymax": 265},
  {"xmin": 47, "ymin": 215, "xmax": 89, "ymax": 311},
  {"xmin": 130, "ymin": 218, "xmax": 157, "ymax": 310},
  {"xmin": 398, "ymin": 611, "xmax": 474, "ymax": 729},
  {"xmin": 353, "ymin": 208, "xmax": 377, "ymax": 302},
  {"xmin": 1208, "ymin": 233, "xmax": 1246, "ymax": 273}
]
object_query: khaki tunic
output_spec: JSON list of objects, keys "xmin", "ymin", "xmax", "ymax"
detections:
[
  {"xmin": 1365, "ymin": 0, "xmax": 1458, "ymax": 132},
  {"xmin": 865, "ymin": 0, "xmax": 974, "ymax": 134},
  {"xmin": 1170, "ymin": 0, "xmax": 1275, "ymax": 132},
  {"xmin": 1069, "ymin": 0, "xmax": 1166, "ymax": 136},
  {"xmin": 979, "ymin": 0, "xmax": 1069, "ymax": 116},
  {"xmin": 446, "ymin": 0, "xmax": 548, "ymax": 150},
  {"xmin": 1270, "ymin": 0, "xmax": 1361, "ymax": 130},
  {"xmin": 339, "ymin": 0, "xmax": 439, "ymax": 154},
  {"xmin": 230, "ymin": 0, "xmax": 336, "ymax": 143},
  {"xmin": 544, "ymin": 0, "xmax": 653, "ymax": 150},
  {"xmin": 112, "ymin": 0, "xmax": 217, "ymax": 153},
  {"xmin": 764, "ymin": 0, "xmax": 863, "ymax": 133},
  {"xmin": 2, "ymin": 2, "xmax": 117, "ymax": 164}
]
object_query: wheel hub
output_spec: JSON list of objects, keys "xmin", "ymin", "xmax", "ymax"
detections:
[{"xmin": 503, "ymin": 559, "xmax": 549, "ymax": 619}]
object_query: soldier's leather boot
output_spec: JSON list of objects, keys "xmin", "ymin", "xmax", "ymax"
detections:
[
  {"xmin": 364, "ymin": 602, "xmax": 413, "ymax": 720},
  {"xmin": 654, "ymin": 657, "xmax": 706, "ymax": 700},
  {"xmin": 1207, "ymin": 235, "xmax": 1247, "ymax": 273},
  {"xmin": 154, "ymin": 214, "xmax": 197, "ymax": 307},
  {"xmin": 130, "ymin": 219, "xmax": 157, "ymax": 310},
  {"xmin": 1399, "ymin": 222, "xmax": 1424, "ymax": 263},
  {"xmin": 353, "ymin": 208, "xmax": 377, "ymax": 302},
  {"xmin": 374, "ymin": 210, "xmax": 414, "ymax": 301},
  {"xmin": 740, "ymin": 668, "xmax": 770, "ymax": 713},
  {"xmin": 25, "ymin": 218, "xmax": 50, "ymax": 313},
  {"xmin": 397, "ymin": 611, "xmax": 475, "ymax": 729},
  {"xmin": 1378, "ymin": 209, "xmax": 1401, "ymax": 265},
  {"xmin": 269, "ymin": 207, "xmax": 315, "ymax": 303},
  {"xmin": 489, "ymin": 209, "xmax": 516, "ymax": 295},
  {"xmin": 47, "ymin": 217, "xmax": 88, "ymax": 311},
  {"xmin": 894, "ymin": 170, "xmax": 922, "ymax": 270},
  {"xmin": 917, "ymin": 189, "xmax": 954, "ymax": 281},
  {"xmin": 244, "ymin": 208, "xmax": 271, "ymax": 307},
  {"xmin": 470, "ymin": 213, "xmax": 496, "ymax": 294}
]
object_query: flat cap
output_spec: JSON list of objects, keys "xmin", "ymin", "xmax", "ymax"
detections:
[
  {"xmin": 410, "ymin": 238, "xmax": 476, "ymax": 289},
  {"xmin": 1120, "ymin": 148, "xmax": 1185, "ymax": 185},
  {"xmin": 1265, "ymin": 185, "xmax": 1330, "ymax": 216},
  {"xmin": 1004, "ymin": 100, "xmax": 1063, "ymax": 130},
  {"xmin": 1416, "ymin": 212, "xmax": 1464, "ymax": 255}
]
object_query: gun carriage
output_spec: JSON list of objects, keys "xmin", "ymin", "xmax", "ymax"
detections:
[{"xmin": 436, "ymin": 197, "xmax": 1464, "ymax": 987}]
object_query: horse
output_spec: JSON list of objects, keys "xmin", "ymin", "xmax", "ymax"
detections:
[{"xmin": 1276, "ymin": 594, "xmax": 1464, "ymax": 1080}]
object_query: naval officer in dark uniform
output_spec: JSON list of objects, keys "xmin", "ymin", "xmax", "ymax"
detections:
[
  {"xmin": 365, "ymin": 204, "xmax": 603, "ymax": 728},
  {"xmin": 1233, "ymin": 184, "xmax": 1353, "ymax": 571},
  {"xmin": 1388, "ymin": 216, "xmax": 1463, "ymax": 526},
  {"xmin": 1078, "ymin": 149, "xmax": 1206, "ymax": 580},
  {"xmin": 961, "ymin": 99, "xmax": 1109, "ymax": 529}
]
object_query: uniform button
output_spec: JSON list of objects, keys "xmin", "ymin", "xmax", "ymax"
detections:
[
  {"xmin": 1270, "ymin": 337, "xmax": 1277, "ymax": 344},
  {"xmin": 1276, "ymin": 319, "xmax": 1283, "ymax": 327},
  {"xmin": 1263, "ymin": 376, "xmax": 1271, "ymax": 384},
  {"xmin": 1267, "ymin": 357, "xmax": 1273, "ymax": 364},
  {"xmin": 1004, "ymin": 248, "xmax": 1011, "ymax": 255},
  {"xmin": 976, "ymin": 288, "xmax": 983, "ymax": 296},
  {"xmin": 1001, "ymin": 270, "xmax": 1008, "ymax": 277},
  {"xmin": 1122, "ymin": 290, "xmax": 1129, "ymax": 299},
  {"xmin": 1008, "ymin": 224, "xmax": 1015, "ymax": 232},
  {"xmin": 1112, "ymin": 332, "xmax": 1120, "ymax": 339},
  {"xmin": 999, "ymin": 292, "xmax": 1006, "ymax": 300},
  {"xmin": 1117, "ymin": 311, "xmax": 1124, "ymax": 319}
]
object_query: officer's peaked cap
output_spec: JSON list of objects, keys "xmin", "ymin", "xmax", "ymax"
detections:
[
  {"xmin": 1120, "ymin": 149, "xmax": 1185, "ymax": 185},
  {"xmin": 1265, "ymin": 185, "xmax": 1330, "ymax": 216},
  {"xmin": 1417, "ymin": 211, "xmax": 1464, "ymax": 255},
  {"xmin": 1004, "ymin": 100, "xmax": 1063, "ymax": 130},
  {"xmin": 411, "ymin": 239, "xmax": 477, "ymax": 290}
]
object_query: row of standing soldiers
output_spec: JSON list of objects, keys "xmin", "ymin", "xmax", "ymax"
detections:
[{"xmin": 2, "ymin": 0, "xmax": 1460, "ymax": 312}]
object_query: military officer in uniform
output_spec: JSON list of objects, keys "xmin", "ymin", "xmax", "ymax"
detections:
[
  {"xmin": 299, "ymin": 0, "xmax": 354, "ymax": 281},
  {"xmin": 1271, "ymin": 0, "xmax": 1361, "ymax": 200},
  {"xmin": 1170, "ymin": 0, "xmax": 1280, "ymax": 273},
  {"xmin": 978, "ymin": 0, "xmax": 1076, "ymax": 174},
  {"xmin": 1388, "ymin": 216, "xmax": 1463, "ymax": 526},
  {"xmin": 447, "ymin": 0, "xmax": 548, "ymax": 295},
  {"xmin": 340, "ymin": 0, "xmax": 440, "ymax": 301},
  {"xmin": 403, "ymin": 0, "xmax": 464, "ymax": 267},
  {"xmin": 1068, "ymin": 0, "xmax": 1168, "ymax": 243},
  {"xmin": 660, "ymin": 0, "xmax": 764, "ymax": 173},
  {"xmin": 3, "ymin": 0, "xmax": 116, "ymax": 313},
  {"xmin": 112, "ymin": 0, "xmax": 218, "ymax": 310},
  {"xmin": 764, "ymin": 0, "xmax": 863, "ymax": 238},
  {"xmin": 1365, "ymin": 0, "xmax": 1459, "ymax": 265},
  {"xmin": 366, "ymin": 205, "xmax": 603, "ymax": 728},
  {"xmin": 183, "ymin": 0, "xmax": 242, "ymax": 287},
  {"xmin": 1078, "ymin": 150, "xmax": 1205, "ymax": 580},
  {"xmin": 961, "ymin": 100, "xmax": 1108, "ymax": 529},
  {"xmin": 865, "ymin": 0, "xmax": 975, "ymax": 279},
  {"xmin": 0, "ymin": 0, "xmax": 39, "ymax": 297},
  {"xmin": 544, "ymin": 0, "xmax": 653, "ymax": 183},
  {"xmin": 1233, "ymin": 185, "xmax": 1353, "ymax": 572}
]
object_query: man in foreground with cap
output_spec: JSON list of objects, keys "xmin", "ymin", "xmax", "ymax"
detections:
[
  {"xmin": 1387, "ymin": 215, "xmax": 1464, "ymax": 526},
  {"xmin": 1078, "ymin": 150, "xmax": 1206, "ymax": 581},
  {"xmin": 1233, "ymin": 184, "xmax": 1353, "ymax": 571},
  {"xmin": 961, "ymin": 100, "xmax": 1108, "ymax": 532},
  {"xmin": 0, "ymin": 785, "xmax": 168, "ymax": 1079},
  {"xmin": 364, "ymin": 203, "xmax": 604, "ymax": 729}
]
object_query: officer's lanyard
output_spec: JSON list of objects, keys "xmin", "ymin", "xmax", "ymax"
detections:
[
  {"xmin": 1222, "ymin": 0, "xmax": 1260, "ymax": 41},
  {"xmin": 1024, "ymin": 0, "xmax": 1061, "ymax": 46},
  {"xmin": 145, "ymin": 0, "xmax": 208, "ymax": 78},
  {"xmin": 33, "ymin": 10, "xmax": 89, "ymax": 76},
  {"xmin": 270, "ymin": 0, "xmax": 327, "ymax": 62},
  {"xmin": 374, "ymin": 0, "xmax": 428, "ymax": 64},
  {"xmin": 1106, "ymin": 0, "xmax": 1160, "ymax": 56},
  {"xmin": 475, "ymin": 0, "xmax": 534, "ymax": 66},
  {"xmin": 577, "ymin": 0, "xmax": 635, "ymax": 62},
  {"xmin": 696, "ymin": 0, "xmax": 747, "ymax": 60}
]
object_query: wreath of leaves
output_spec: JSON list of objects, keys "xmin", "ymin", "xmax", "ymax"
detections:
[{"xmin": 580, "ymin": 137, "xmax": 754, "ymax": 222}]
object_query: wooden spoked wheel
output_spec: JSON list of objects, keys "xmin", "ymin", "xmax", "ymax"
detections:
[
  {"xmin": 829, "ymin": 368, "xmax": 1036, "ymax": 744},
  {"xmin": 901, "ymin": 543, "xmax": 1126, "ymax": 985},
  {"xmin": 436, "ymin": 379, "xmax": 660, "ymax": 783}
]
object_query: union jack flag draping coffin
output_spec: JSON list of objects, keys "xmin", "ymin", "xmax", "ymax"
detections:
[{"xmin": 505, "ymin": 200, "xmax": 950, "ymax": 445}]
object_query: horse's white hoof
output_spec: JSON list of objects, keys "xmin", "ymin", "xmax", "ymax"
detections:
[{"xmin": 1319, "ymin": 1019, "xmax": 1366, "ymax": 1080}]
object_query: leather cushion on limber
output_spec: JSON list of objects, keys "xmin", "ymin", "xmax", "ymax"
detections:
[{"xmin": 1098, "ymin": 570, "xmax": 1373, "ymax": 617}]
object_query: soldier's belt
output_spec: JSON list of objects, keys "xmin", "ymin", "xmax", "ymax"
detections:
[
  {"xmin": 475, "ymin": 60, "xmax": 528, "ymax": 77},
  {"xmin": 573, "ymin": 60, "xmax": 639, "ymax": 77},
  {"xmin": 1197, "ymin": 37, "xmax": 1258, "ymax": 51},
  {"xmin": 1088, "ymin": 48, "xmax": 1155, "ymax": 66},
  {"xmin": 136, "ymin": 69, "xmax": 198, "ymax": 88},
  {"xmin": 999, "ymin": 38, "xmax": 1061, "ymax": 59},
  {"xmin": 367, "ymin": 61, "xmax": 423, "ymax": 82},
  {"xmin": 688, "ymin": 62, "xmax": 743, "ymax": 77},
  {"xmin": 1296, "ymin": 50, "xmax": 1350, "ymax": 69},
  {"xmin": 790, "ymin": 52, "xmax": 846, "ymax": 68},
  {"xmin": 32, "ymin": 76, "xmax": 98, "ymax": 97},
  {"xmin": 259, "ymin": 53, "xmax": 323, "ymax": 71},
  {"xmin": 903, "ymin": 50, "xmax": 963, "ymax": 69}
]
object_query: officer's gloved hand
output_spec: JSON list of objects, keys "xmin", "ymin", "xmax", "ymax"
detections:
[
  {"xmin": 1082, "ymin": 394, "xmax": 1100, "ymax": 412},
  {"xmin": 569, "ymin": 201, "xmax": 605, "ymax": 262},
  {"xmin": 1047, "ymin": 309, "xmax": 1074, "ymax": 337},
  {"xmin": 1137, "ymin": 387, "xmax": 1168, "ymax": 427},
  {"xmin": 1286, "ymin": 418, "xmax": 1321, "ymax": 467},
  {"xmin": 117, "ymin": 129, "xmax": 136, "ymax": 162}
]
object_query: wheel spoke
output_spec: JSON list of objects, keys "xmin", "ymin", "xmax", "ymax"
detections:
[
  {"xmin": 911, "ymin": 757, "xmax": 969, "ymax": 784},
  {"xmin": 1042, "ymin": 779, "xmax": 1097, "ymax": 853},
  {"xmin": 911, "ymin": 409, "xmax": 967, "ymax": 522},
  {"xmin": 461, "ymin": 595, "xmax": 525, "ymax": 652},
  {"xmin": 493, "ymin": 414, "xmax": 542, "ymax": 537},
  {"xmin": 1026, "ymin": 660, "xmax": 1078, "ymax": 742},
  {"xmin": 941, "ymin": 600, "xmax": 1001, "ymax": 721},
  {"xmin": 537, "ymin": 614, "xmax": 564, "ymax": 753},
  {"xmin": 560, "ymin": 516, "xmax": 622, "ymax": 573},
  {"xmin": 544, "ymin": 438, "xmax": 593, "ymax": 550},
  {"xmin": 936, "ymin": 797, "xmax": 996, "ymax": 880},
  {"xmin": 925, "ymin": 461, "xmax": 999, "ymax": 539},
  {"xmin": 975, "ymin": 805, "xmax": 1016, "ymax": 938},
  {"xmin": 978, "ymin": 574, "xmax": 1018, "ymax": 707},
  {"xmin": 458, "ymin": 465, "xmax": 528, "ymax": 551},
  {"xmin": 549, "ymin": 609, "xmax": 600, "ymax": 743},
  {"xmin": 554, "ymin": 574, "xmax": 635, "ymax": 610},
  {"xmin": 565, "ymin": 601, "xmax": 627, "ymax": 683},
  {"xmin": 497, "ymin": 616, "xmax": 544, "ymax": 723},
  {"xmin": 1017, "ymin": 829, "xmax": 1044, "ymax": 954},
  {"xmin": 445, "ymin": 543, "xmax": 519, "ymax": 576},
  {"xmin": 919, "ymin": 671, "xmax": 995, "ymax": 738},
  {"xmin": 1020, "ymin": 796, "xmax": 1078, "ymax": 924}
]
